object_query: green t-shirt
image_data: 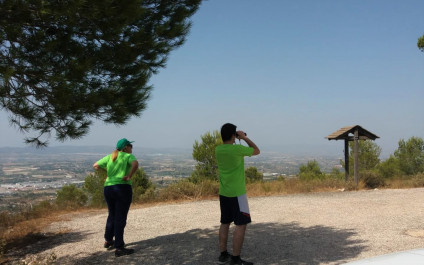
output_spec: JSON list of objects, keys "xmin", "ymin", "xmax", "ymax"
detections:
[
  {"xmin": 215, "ymin": 144, "xmax": 254, "ymax": 197},
  {"xmin": 96, "ymin": 152, "xmax": 137, "ymax": 187}
]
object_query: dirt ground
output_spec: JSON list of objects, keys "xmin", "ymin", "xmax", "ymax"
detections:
[{"xmin": 6, "ymin": 188, "xmax": 424, "ymax": 265}]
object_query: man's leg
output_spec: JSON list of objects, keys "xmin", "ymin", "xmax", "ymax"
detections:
[
  {"xmin": 233, "ymin": 224, "xmax": 247, "ymax": 256},
  {"xmin": 219, "ymin": 223, "xmax": 230, "ymax": 252},
  {"xmin": 231, "ymin": 194, "xmax": 252, "ymax": 263}
]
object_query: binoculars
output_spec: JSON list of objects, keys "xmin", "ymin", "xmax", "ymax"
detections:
[{"xmin": 236, "ymin": 132, "xmax": 247, "ymax": 137}]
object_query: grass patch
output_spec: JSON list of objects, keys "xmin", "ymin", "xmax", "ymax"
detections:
[
  {"xmin": 385, "ymin": 174, "xmax": 424, "ymax": 189},
  {"xmin": 246, "ymin": 178, "xmax": 362, "ymax": 196},
  {"xmin": 157, "ymin": 179, "xmax": 219, "ymax": 201}
]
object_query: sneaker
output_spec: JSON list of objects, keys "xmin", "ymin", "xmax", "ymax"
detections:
[
  {"xmin": 104, "ymin": 240, "xmax": 114, "ymax": 249},
  {"xmin": 230, "ymin": 258, "xmax": 253, "ymax": 265},
  {"xmin": 218, "ymin": 251, "xmax": 231, "ymax": 264},
  {"xmin": 115, "ymin": 247, "xmax": 134, "ymax": 257}
]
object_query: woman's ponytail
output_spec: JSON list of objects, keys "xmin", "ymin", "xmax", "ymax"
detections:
[{"xmin": 111, "ymin": 149, "xmax": 119, "ymax": 162}]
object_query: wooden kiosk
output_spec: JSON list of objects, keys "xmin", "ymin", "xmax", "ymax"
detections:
[{"xmin": 326, "ymin": 125, "xmax": 379, "ymax": 185}]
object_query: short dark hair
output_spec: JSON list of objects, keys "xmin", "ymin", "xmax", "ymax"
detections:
[{"xmin": 221, "ymin": 123, "xmax": 237, "ymax": 142}]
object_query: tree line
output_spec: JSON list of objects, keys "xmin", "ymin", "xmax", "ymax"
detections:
[{"xmin": 299, "ymin": 137, "xmax": 424, "ymax": 188}]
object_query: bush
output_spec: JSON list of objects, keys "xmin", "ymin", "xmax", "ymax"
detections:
[
  {"xmin": 245, "ymin": 167, "xmax": 264, "ymax": 183},
  {"xmin": 187, "ymin": 173, "xmax": 203, "ymax": 184},
  {"xmin": 84, "ymin": 172, "xmax": 107, "ymax": 208},
  {"xmin": 56, "ymin": 184, "xmax": 88, "ymax": 209},
  {"xmin": 159, "ymin": 180, "xmax": 197, "ymax": 201},
  {"xmin": 377, "ymin": 155, "xmax": 402, "ymax": 178},
  {"xmin": 158, "ymin": 179, "xmax": 219, "ymax": 201},
  {"xmin": 191, "ymin": 131, "xmax": 222, "ymax": 181},
  {"xmin": 328, "ymin": 167, "xmax": 344, "ymax": 180},
  {"xmin": 299, "ymin": 160, "xmax": 325, "ymax": 180},
  {"xmin": 361, "ymin": 171, "xmax": 385, "ymax": 189},
  {"xmin": 132, "ymin": 168, "xmax": 156, "ymax": 203},
  {"xmin": 394, "ymin": 137, "xmax": 424, "ymax": 175},
  {"xmin": 137, "ymin": 187, "xmax": 157, "ymax": 203}
]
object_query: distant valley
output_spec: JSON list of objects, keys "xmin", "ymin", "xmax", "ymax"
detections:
[{"xmin": 0, "ymin": 146, "xmax": 342, "ymax": 212}]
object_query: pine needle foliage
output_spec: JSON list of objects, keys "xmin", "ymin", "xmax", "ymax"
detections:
[{"xmin": 0, "ymin": 0, "xmax": 202, "ymax": 146}]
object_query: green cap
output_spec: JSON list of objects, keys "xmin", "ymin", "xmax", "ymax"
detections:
[{"xmin": 116, "ymin": 138, "xmax": 134, "ymax": 150}]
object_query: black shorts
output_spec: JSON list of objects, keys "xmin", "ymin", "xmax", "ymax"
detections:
[{"xmin": 220, "ymin": 194, "xmax": 251, "ymax": 225}]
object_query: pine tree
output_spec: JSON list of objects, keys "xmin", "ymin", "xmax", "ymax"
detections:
[{"xmin": 0, "ymin": 0, "xmax": 201, "ymax": 146}]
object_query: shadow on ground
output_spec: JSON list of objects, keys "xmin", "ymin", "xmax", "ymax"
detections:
[
  {"xmin": 54, "ymin": 222, "xmax": 366, "ymax": 265},
  {"xmin": 4, "ymin": 231, "xmax": 93, "ymax": 263}
]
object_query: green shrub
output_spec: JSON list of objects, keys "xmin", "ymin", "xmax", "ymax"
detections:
[
  {"xmin": 187, "ymin": 173, "xmax": 203, "ymax": 184},
  {"xmin": 84, "ymin": 172, "xmax": 106, "ymax": 208},
  {"xmin": 191, "ymin": 131, "xmax": 222, "ymax": 181},
  {"xmin": 132, "ymin": 168, "xmax": 155, "ymax": 203},
  {"xmin": 361, "ymin": 171, "xmax": 385, "ymax": 189},
  {"xmin": 299, "ymin": 160, "xmax": 325, "ymax": 180},
  {"xmin": 158, "ymin": 180, "xmax": 197, "ymax": 201},
  {"xmin": 138, "ymin": 187, "xmax": 157, "ymax": 202},
  {"xmin": 56, "ymin": 184, "xmax": 87, "ymax": 209},
  {"xmin": 328, "ymin": 168, "xmax": 344, "ymax": 180},
  {"xmin": 377, "ymin": 155, "xmax": 402, "ymax": 178},
  {"xmin": 394, "ymin": 137, "xmax": 424, "ymax": 175},
  {"xmin": 245, "ymin": 167, "xmax": 264, "ymax": 183}
]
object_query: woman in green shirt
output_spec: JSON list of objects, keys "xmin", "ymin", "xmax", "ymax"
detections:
[{"xmin": 93, "ymin": 138, "xmax": 139, "ymax": 257}]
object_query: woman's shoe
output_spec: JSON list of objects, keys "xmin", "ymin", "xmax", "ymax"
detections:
[{"xmin": 115, "ymin": 247, "xmax": 134, "ymax": 257}]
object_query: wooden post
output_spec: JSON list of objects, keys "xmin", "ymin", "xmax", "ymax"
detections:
[
  {"xmin": 354, "ymin": 129, "xmax": 359, "ymax": 186},
  {"xmin": 344, "ymin": 139, "xmax": 349, "ymax": 181}
]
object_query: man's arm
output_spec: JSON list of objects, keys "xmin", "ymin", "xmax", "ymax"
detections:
[{"xmin": 237, "ymin": 131, "xmax": 260, "ymax": 156}]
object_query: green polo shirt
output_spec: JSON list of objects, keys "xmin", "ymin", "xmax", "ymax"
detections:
[
  {"xmin": 96, "ymin": 152, "xmax": 137, "ymax": 186},
  {"xmin": 215, "ymin": 144, "xmax": 254, "ymax": 197}
]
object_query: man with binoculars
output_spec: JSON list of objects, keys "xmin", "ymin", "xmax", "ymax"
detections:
[{"xmin": 215, "ymin": 123, "xmax": 260, "ymax": 265}]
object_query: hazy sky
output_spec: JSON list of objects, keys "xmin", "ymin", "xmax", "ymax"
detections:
[{"xmin": 1, "ymin": 0, "xmax": 423, "ymax": 157}]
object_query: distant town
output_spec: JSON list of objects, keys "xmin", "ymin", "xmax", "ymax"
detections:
[{"xmin": 0, "ymin": 146, "xmax": 342, "ymax": 211}]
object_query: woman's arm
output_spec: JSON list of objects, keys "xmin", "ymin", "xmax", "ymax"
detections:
[
  {"xmin": 93, "ymin": 162, "xmax": 106, "ymax": 173},
  {"xmin": 122, "ymin": 160, "xmax": 139, "ymax": 181}
]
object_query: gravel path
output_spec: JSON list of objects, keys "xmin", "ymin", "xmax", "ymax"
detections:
[{"xmin": 11, "ymin": 188, "xmax": 424, "ymax": 264}]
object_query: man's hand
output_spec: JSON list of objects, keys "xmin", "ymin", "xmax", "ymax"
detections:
[
  {"xmin": 237, "ymin": 130, "xmax": 260, "ymax": 156},
  {"xmin": 236, "ymin": 130, "xmax": 247, "ymax": 140}
]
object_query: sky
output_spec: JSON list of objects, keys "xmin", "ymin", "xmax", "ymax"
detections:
[{"xmin": 1, "ymin": 0, "xmax": 423, "ymax": 157}]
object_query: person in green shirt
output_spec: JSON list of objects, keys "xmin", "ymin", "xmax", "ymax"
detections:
[
  {"xmin": 93, "ymin": 138, "xmax": 139, "ymax": 257},
  {"xmin": 215, "ymin": 123, "xmax": 260, "ymax": 265}
]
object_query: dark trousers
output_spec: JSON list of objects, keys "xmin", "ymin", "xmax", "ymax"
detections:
[{"xmin": 104, "ymin": 184, "xmax": 132, "ymax": 248}]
